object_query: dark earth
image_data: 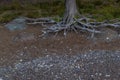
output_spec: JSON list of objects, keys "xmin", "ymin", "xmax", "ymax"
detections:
[{"xmin": 0, "ymin": 24, "xmax": 120, "ymax": 80}]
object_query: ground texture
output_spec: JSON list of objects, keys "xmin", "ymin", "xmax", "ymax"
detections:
[{"xmin": 0, "ymin": 24, "xmax": 120, "ymax": 80}]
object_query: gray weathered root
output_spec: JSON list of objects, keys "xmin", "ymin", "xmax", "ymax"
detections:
[
  {"xmin": 25, "ymin": 17, "xmax": 57, "ymax": 25},
  {"xmin": 25, "ymin": 17, "xmax": 120, "ymax": 37},
  {"xmin": 42, "ymin": 17, "xmax": 120, "ymax": 37}
]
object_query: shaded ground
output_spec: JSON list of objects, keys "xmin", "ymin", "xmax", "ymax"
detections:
[{"xmin": 0, "ymin": 24, "xmax": 120, "ymax": 80}]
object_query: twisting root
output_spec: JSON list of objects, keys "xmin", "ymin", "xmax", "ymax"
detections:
[
  {"xmin": 41, "ymin": 18, "xmax": 98, "ymax": 37},
  {"xmin": 41, "ymin": 17, "xmax": 120, "ymax": 37},
  {"xmin": 23, "ymin": 17, "xmax": 120, "ymax": 37}
]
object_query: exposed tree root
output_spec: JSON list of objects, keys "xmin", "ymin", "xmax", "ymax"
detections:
[
  {"xmin": 41, "ymin": 17, "xmax": 120, "ymax": 37},
  {"xmin": 25, "ymin": 17, "xmax": 56, "ymax": 26},
  {"xmin": 24, "ymin": 17, "xmax": 120, "ymax": 38}
]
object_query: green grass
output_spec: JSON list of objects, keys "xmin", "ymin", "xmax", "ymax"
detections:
[
  {"xmin": 0, "ymin": 11, "xmax": 21, "ymax": 22},
  {"xmin": 0, "ymin": 0, "xmax": 120, "ymax": 22},
  {"xmin": 0, "ymin": 1, "xmax": 64, "ymax": 22},
  {"xmin": 77, "ymin": 0, "xmax": 120, "ymax": 21}
]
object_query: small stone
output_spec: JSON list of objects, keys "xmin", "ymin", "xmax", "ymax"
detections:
[
  {"xmin": 106, "ymin": 37, "xmax": 110, "ymax": 40},
  {"xmin": 69, "ymin": 48, "xmax": 72, "ymax": 51},
  {"xmin": 95, "ymin": 73, "xmax": 98, "ymax": 75},
  {"xmin": 20, "ymin": 59, "xmax": 23, "ymax": 62},
  {"xmin": 46, "ymin": 55, "xmax": 50, "ymax": 57},
  {"xmin": 119, "ymin": 34, "xmax": 120, "ymax": 37},
  {"xmin": 45, "ymin": 49, "xmax": 48, "ymax": 51},
  {"xmin": 0, "ymin": 78, "xmax": 3, "ymax": 80},
  {"xmin": 60, "ymin": 73, "xmax": 62, "ymax": 75},
  {"xmin": 89, "ymin": 49, "xmax": 92, "ymax": 51},
  {"xmin": 99, "ymin": 73, "xmax": 102, "ymax": 76},
  {"xmin": 84, "ymin": 54, "xmax": 87, "ymax": 57},
  {"xmin": 24, "ymin": 47, "xmax": 27, "ymax": 49},
  {"xmin": 91, "ymin": 75, "xmax": 94, "ymax": 77},
  {"xmin": 105, "ymin": 74, "xmax": 110, "ymax": 77},
  {"xmin": 20, "ymin": 53, "xmax": 24, "ymax": 56}
]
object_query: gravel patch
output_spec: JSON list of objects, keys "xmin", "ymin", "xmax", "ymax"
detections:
[{"xmin": 0, "ymin": 51, "xmax": 120, "ymax": 80}]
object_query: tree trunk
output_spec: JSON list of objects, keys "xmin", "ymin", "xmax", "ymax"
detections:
[{"xmin": 63, "ymin": 0, "xmax": 78, "ymax": 24}]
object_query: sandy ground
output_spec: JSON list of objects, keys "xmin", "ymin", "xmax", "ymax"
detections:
[{"xmin": 0, "ymin": 24, "xmax": 120, "ymax": 80}]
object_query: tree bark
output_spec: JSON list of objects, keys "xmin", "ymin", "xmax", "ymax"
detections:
[{"xmin": 63, "ymin": 0, "xmax": 78, "ymax": 24}]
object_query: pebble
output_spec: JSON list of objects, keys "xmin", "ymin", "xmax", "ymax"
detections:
[
  {"xmin": 105, "ymin": 74, "xmax": 110, "ymax": 77},
  {"xmin": 20, "ymin": 59, "xmax": 23, "ymax": 62},
  {"xmin": 106, "ymin": 37, "xmax": 110, "ymax": 40},
  {"xmin": 0, "ymin": 78, "xmax": 3, "ymax": 80}
]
